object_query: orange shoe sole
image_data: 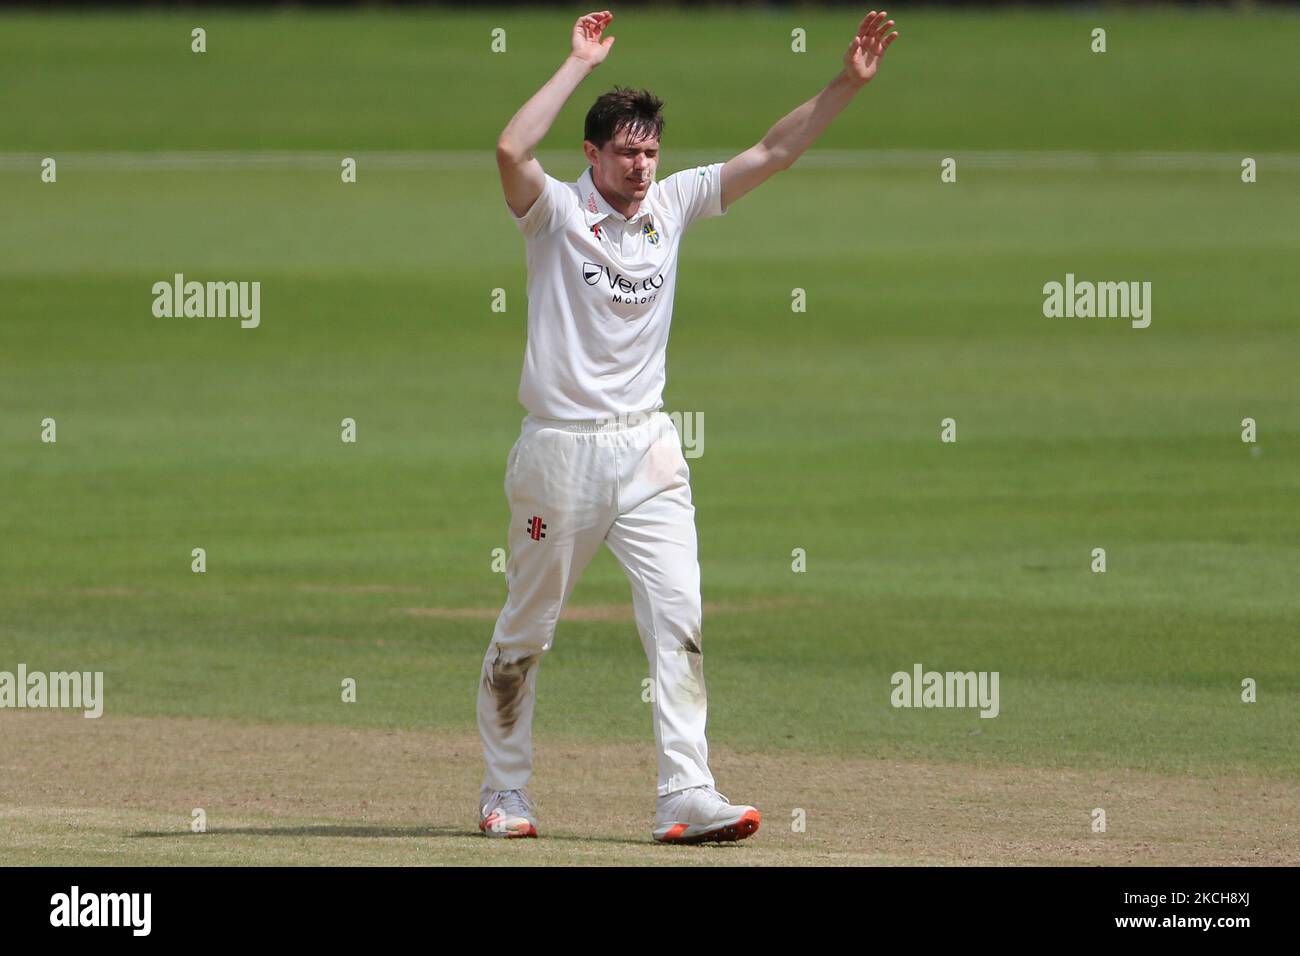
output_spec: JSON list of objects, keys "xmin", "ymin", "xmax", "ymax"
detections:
[
  {"xmin": 655, "ymin": 809, "xmax": 761, "ymax": 845},
  {"xmin": 479, "ymin": 813, "xmax": 538, "ymax": 838}
]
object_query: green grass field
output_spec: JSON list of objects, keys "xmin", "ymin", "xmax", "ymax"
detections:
[{"xmin": 1, "ymin": 8, "xmax": 1297, "ymax": 865}]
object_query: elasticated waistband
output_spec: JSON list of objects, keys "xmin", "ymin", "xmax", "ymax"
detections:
[{"xmin": 524, "ymin": 408, "xmax": 664, "ymax": 433}]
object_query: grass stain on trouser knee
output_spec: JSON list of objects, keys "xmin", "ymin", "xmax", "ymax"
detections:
[{"xmin": 484, "ymin": 652, "xmax": 539, "ymax": 735}]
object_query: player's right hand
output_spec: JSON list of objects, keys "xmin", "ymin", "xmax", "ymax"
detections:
[{"xmin": 571, "ymin": 11, "xmax": 615, "ymax": 66}]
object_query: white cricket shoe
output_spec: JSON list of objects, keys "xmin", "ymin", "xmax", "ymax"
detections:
[
  {"xmin": 653, "ymin": 785, "xmax": 761, "ymax": 844},
  {"xmin": 478, "ymin": 786, "xmax": 539, "ymax": 838}
]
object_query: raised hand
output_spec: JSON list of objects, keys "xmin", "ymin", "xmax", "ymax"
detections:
[
  {"xmin": 843, "ymin": 10, "xmax": 899, "ymax": 87},
  {"xmin": 572, "ymin": 10, "xmax": 615, "ymax": 66}
]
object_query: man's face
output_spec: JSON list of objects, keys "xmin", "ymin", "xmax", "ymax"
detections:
[{"xmin": 586, "ymin": 126, "xmax": 660, "ymax": 208}]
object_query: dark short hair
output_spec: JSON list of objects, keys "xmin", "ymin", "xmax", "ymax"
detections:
[{"xmin": 584, "ymin": 86, "xmax": 665, "ymax": 150}]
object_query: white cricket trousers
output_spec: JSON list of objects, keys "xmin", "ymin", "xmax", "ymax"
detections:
[{"xmin": 478, "ymin": 409, "xmax": 715, "ymax": 798}]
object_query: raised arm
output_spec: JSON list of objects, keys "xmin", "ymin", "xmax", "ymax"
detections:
[
  {"xmin": 721, "ymin": 10, "xmax": 899, "ymax": 211},
  {"xmin": 497, "ymin": 11, "xmax": 616, "ymax": 219}
]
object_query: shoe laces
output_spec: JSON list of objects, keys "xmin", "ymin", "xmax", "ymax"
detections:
[
  {"xmin": 689, "ymin": 785, "xmax": 731, "ymax": 807},
  {"xmin": 486, "ymin": 789, "xmax": 535, "ymax": 818}
]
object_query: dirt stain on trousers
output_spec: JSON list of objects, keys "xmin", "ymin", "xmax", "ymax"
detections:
[{"xmin": 483, "ymin": 651, "xmax": 539, "ymax": 735}]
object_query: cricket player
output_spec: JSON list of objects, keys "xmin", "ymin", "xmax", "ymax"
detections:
[{"xmin": 480, "ymin": 9, "xmax": 899, "ymax": 842}]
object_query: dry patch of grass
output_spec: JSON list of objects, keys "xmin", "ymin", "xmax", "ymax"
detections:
[{"xmin": 1, "ymin": 712, "xmax": 1293, "ymax": 866}]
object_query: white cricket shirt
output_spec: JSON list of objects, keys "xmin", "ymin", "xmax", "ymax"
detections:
[{"xmin": 507, "ymin": 162, "xmax": 727, "ymax": 420}]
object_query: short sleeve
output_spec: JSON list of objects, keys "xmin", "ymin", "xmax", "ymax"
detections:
[
  {"xmin": 659, "ymin": 162, "xmax": 728, "ymax": 232},
  {"xmin": 509, "ymin": 174, "xmax": 573, "ymax": 239}
]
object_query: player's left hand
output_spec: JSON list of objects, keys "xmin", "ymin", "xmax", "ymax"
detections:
[{"xmin": 843, "ymin": 10, "xmax": 899, "ymax": 87}]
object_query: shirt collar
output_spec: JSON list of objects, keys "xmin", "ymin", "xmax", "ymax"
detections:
[{"xmin": 578, "ymin": 166, "xmax": 653, "ymax": 225}]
